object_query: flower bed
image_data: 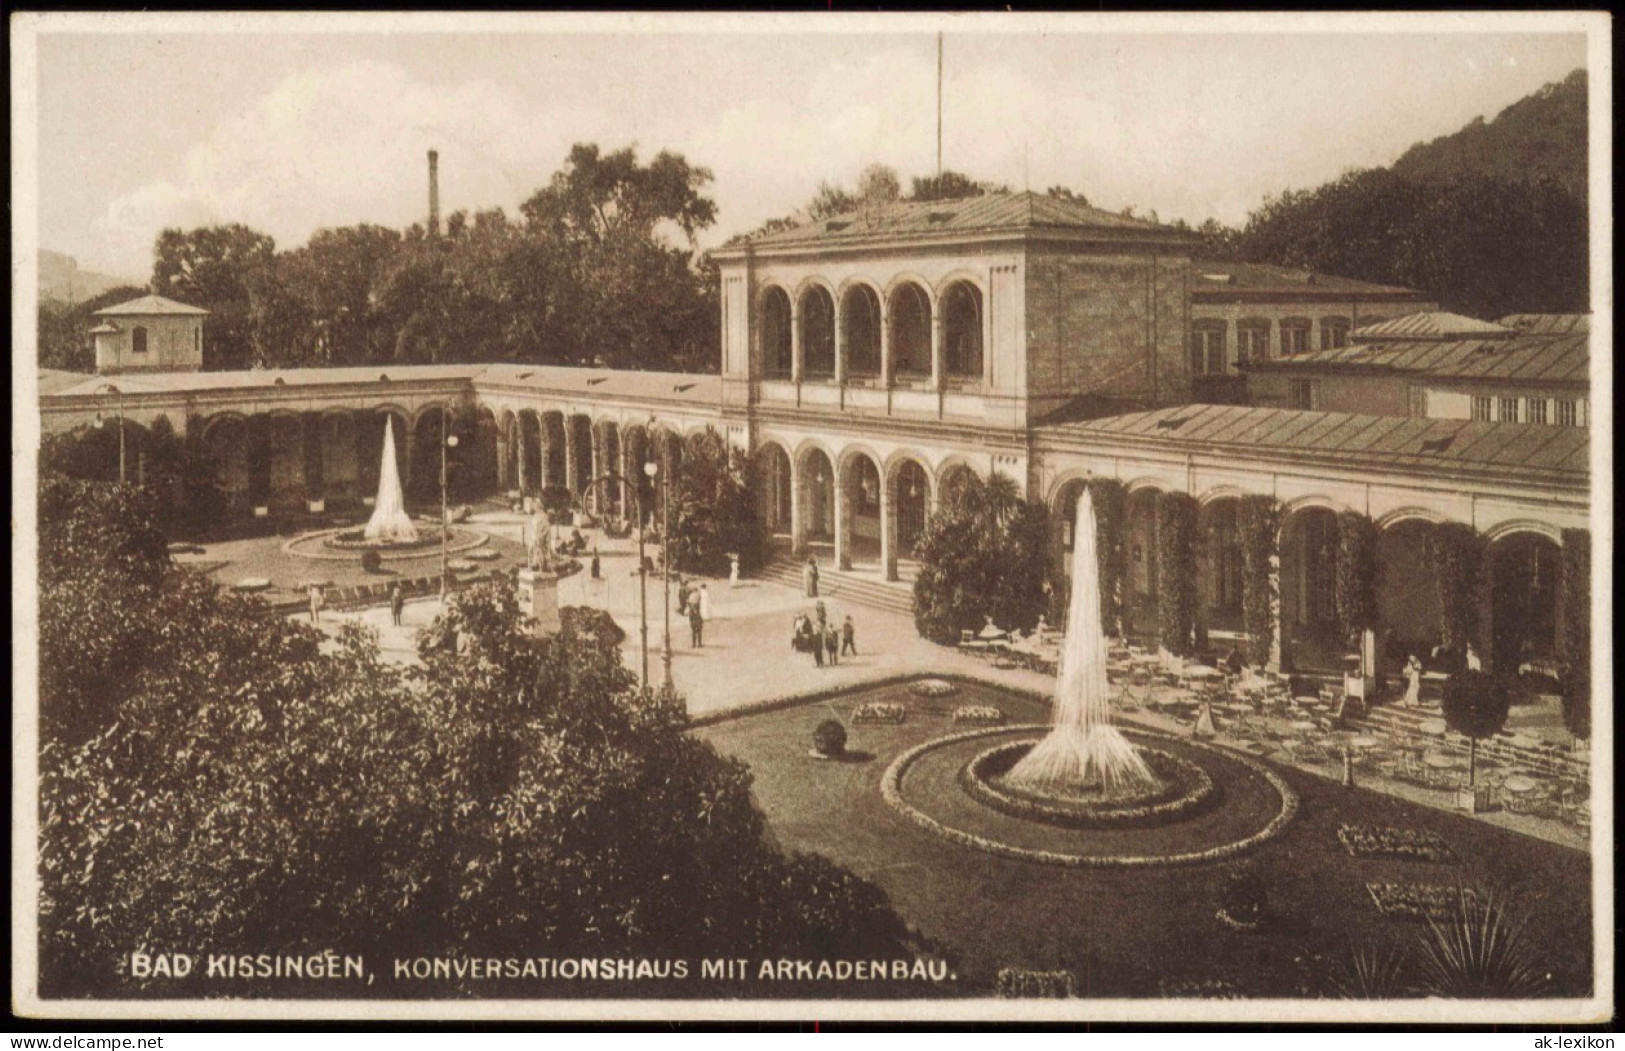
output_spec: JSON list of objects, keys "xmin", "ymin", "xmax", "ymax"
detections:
[
  {"xmin": 952, "ymin": 705, "xmax": 1006, "ymax": 726},
  {"xmin": 1338, "ymin": 824, "xmax": 1458, "ymax": 864},
  {"xmin": 851, "ymin": 701, "xmax": 906, "ymax": 725},
  {"xmin": 1365, "ymin": 882, "xmax": 1482, "ymax": 922},
  {"xmin": 910, "ymin": 678, "xmax": 959, "ymax": 698}
]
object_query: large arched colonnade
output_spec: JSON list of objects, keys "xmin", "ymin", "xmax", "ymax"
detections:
[
  {"xmin": 193, "ymin": 402, "xmax": 502, "ymax": 516},
  {"xmin": 757, "ymin": 272, "xmax": 989, "ymax": 389},
  {"xmin": 492, "ymin": 407, "xmax": 722, "ymax": 525},
  {"xmin": 1046, "ymin": 473, "xmax": 1573, "ymax": 678},
  {"xmin": 751, "ymin": 435, "xmax": 986, "ymax": 581}
]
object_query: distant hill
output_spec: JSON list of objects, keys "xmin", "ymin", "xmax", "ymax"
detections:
[
  {"xmin": 40, "ymin": 250, "xmax": 136, "ymax": 304},
  {"xmin": 1219, "ymin": 68, "xmax": 1590, "ymax": 320},
  {"xmin": 1390, "ymin": 68, "xmax": 1586, "ymax": 195}
]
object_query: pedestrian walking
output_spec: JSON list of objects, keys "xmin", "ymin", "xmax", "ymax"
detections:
[
  {"xmin": 590, "ymin": 546, "xmax": 601, "ymax": 579},
  {"xmin": 729, "ymin": 554, "xmax": 741, "ymax": 589},
  {"xmin": 677, "ymin": 577, "xmax": 692, "ymax": 615},
  {"xmin": 825, "ymin": 624, "xmax": 840, "ymax": 667},
  {"xmin": 815, "ymin": 599, "xmax": 827, "ymax": 632},
  {"xmin": 810, "ymin": 616, "xmax": 824, "ymax": 668},
  {"xmin": 698, "ymin": 583, "xmax": 711, "ymax": 621},
  {"xmin": 804, "ymin": 556, "xmax": 820, "ymax": 598},
  {"xmin": 389, "ymin": 583, "xmax": 404, "ymax": 627},
  {"xmin": 689, "ymin": 598, "xmax": 705, "ymax": 648},
  {"xmin": 307, "ymin": 583, "xmax": 325, "ymax": 625},
  {"xmin": 841, "ymin": 614, "xmax": 856, "ymax": 657}
]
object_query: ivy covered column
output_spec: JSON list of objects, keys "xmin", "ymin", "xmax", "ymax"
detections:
[
  {"xmin": 1239, "ymin": 495, "xmax": 1283, "ymax": 672},
  {"xmin": 1430, "ymin": 521, "xmax": 1486, "ymax": 669},
  {"xmin": 1155, "ymin": 491, "xmax": 1199, "ymax": 656}
]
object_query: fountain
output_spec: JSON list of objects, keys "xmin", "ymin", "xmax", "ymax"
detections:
[
  {"xmin": 362, "ymin": 417, "xmax": 419, "ymax": 544},
  {"xmin": 1005, "ymin": 487, "xmax": 1158, "ymax": 793},
  {"xmin": 285, "ymin": 418, "xmax": 490, "ymax": 563},
  {"xmin": 878, "ymin": 485, "xmax": 1299, "ymax": 866}
]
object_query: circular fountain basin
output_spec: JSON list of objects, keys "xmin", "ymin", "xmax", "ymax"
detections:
[
  {"xmin": 962, "ymin": 741, "xmax": 1215, "ymax": 829},
  {"xmin": 883, "ymin": 724, "xmax": 1297, "ymax": 868},
  {"xmin": 282, "ymin": 527, "xmax": 490, "ymax": 562}
]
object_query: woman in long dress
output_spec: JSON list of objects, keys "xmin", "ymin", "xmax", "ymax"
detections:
[{"xmin": 1402, "ymin": 654, "xmax": 1423, "ymax": 708}]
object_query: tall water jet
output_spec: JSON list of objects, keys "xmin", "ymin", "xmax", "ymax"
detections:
[
  {"xmin": 1006, "ymin": 486, "xmax": 1157, "ymax": 792},
  {"xmin": 363, "ymin": 417, "xmax": 419, "ymax": 544}
]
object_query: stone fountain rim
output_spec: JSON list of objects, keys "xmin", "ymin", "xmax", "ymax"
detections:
[
  {"xmin": 281, "ymin": 526, "xmax": 490, "ymax": 562},
  {"xmin": 882, "ymin": 723, "xmax": 1299, "ymax": 869},
  {"xmin": 961, "ymin": 740, "xmax": 1218, "ymax": 829}
]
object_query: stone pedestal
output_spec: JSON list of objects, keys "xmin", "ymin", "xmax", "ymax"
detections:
[{"xmin": 517, "ymin": 567, "xmax": 561, "ymax": 636}]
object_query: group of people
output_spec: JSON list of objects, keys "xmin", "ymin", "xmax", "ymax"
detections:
[
  {"xmin": 793, "ymin": 600, "xmax": 856, "ymax": 668},
  {"xmin": 677, "ymin": 578, "xmax": 711, "ymax": 647}
]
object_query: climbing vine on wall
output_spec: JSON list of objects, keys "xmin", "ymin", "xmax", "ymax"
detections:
[
  {"xmin": 1155, "ymin": 492, "xmax": 1198, "ymax": 655},
  {"xmin": 1560, "ymin": 527, "xmax": 1590, "ymax": 739},
  {"xmin": 1087, "ymin": 478, "xmax": 1128, "ymax": 638},
  {"xmin": 1238, "ymin": 495, "xmax": 1282, "ymax": 668},
  {"xmin": 1334, "ymin": 511, "xmax": 1379, "ymax": 644},
  {"xmin": 1428, "ymin": 521, "xmax": 1485, "ymax": 662}
]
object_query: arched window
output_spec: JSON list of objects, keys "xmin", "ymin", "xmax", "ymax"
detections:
[
  {"xmin": 887, "ymin": 283, "xmax": 931, "ymax": 379},
  {"xmin": 132, "ymin": 326, "xmax": 149, "ymax": 355},
  {"xmin": 942, "ymin": 282, "xmax": 983, "ymax": 380},
  {"xmin": 799, "ymin": 286, "xmax": 836, "ymax": 379},
  {"xmin": 760, "ymin": 288, "xmax": 793, "ymax": 378},
  {"xmin": 842, "ymin": 285, "xmax": 882, "ymax": 377}
]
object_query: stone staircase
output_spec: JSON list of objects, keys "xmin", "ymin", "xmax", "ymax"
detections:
[{"xmin": 756, "ymin": 553, "xmax": 916, "ymax": 619}]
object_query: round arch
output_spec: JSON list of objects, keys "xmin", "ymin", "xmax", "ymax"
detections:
[
  {"xmin": 939, "ymin": 278, "xmax": 984, "ymax": 381},
  {"xmin": 839, "ymin": 281, "xmax": 884, "ymax": 378},
  {"xmin": 885, "ymin": 278, "xmax": 933, "ymax": 379},
  {"xmin": 798, "ymin": 282, "xmax": 837, "ymax": 379},
  {"xmin": 1482, "ymin": 518, "xmax": 1565, "ymax": 546},
  {"xmin": 1375, "ymin": 505, "xmax": 1451, "ymax": 531},
  {"xmin": 1197, "ymin": 484, "xmax": 1249, "ymax": 507},
  {"xmin": 758, "ymin": 284, "xmax": 794, "ymax": 379}
]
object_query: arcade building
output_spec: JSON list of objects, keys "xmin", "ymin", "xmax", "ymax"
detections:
[{"xmin": 39, "ymin": 193, "xmax": 1590, "ymax": 682}]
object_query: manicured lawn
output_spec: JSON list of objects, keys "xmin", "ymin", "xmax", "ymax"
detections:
[{"xmin": 695, "ymin": 679, "xmax": 1593, "ymax": 999}]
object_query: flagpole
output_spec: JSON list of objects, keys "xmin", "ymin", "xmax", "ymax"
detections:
[{"xmin": 936, "ymin": 32, "xmax": 944, "ymax": 178}]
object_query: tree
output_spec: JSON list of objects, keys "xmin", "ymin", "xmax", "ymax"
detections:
[
  {"xmin": 152, "ymin": 224, "xmax": 278, "ymax": 370},
  {"xmin": 909, "ymin": 170, "xmax": 1008, "ymax": 202},
  {"xmin": 854, "ymin": 163, "xmax": 901, "ymax": 207},
  {"xmin": 39, "ymin": 491, "xmax": 934, "ymax": 994},
  {"xmin": 1154, "ymin": 492, "xmax": 1198, "ymax": 655},
  {"xmin": 912, "ymin": 472, "xmax": 1049, "ymax": 644},
  {"xmin": 1440, "ymin": 669, "xmax": 1511, "ymax": 787},
  {"xmin": 665, "ymin": 429, "xmax": 765, "ymax": 577},
  {"xmin": 1046, "ymin": 186, "xmax": 1090, "ymax": 207}
]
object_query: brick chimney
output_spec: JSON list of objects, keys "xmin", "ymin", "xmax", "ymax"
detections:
[{"xmin": 428, "ymin": 149, "xmax": 440, "ymax": 238}]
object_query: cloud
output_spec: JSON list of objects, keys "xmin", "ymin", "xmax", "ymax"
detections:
[{"xmin": 91, "ymin": 61, "xmax": 599, "ymax": 273}]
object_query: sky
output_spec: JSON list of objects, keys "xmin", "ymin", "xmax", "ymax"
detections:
[{"xmin": 24, "ymin": 15, "xmax": 1589, "ymax": 280}]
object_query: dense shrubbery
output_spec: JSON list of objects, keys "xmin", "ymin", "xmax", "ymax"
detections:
[
  {"xmin": 1560, "ymin": 528, "xmax": 1591, "ymax": 741},
  {"xmin": 38, "ymin": 475, "xmax": 924, "ymax": 996},
  {"xmin": 812, "ymin": 719, "xmax": 848, "ymax": 757},
  {"xmin": 912, "ymin": 473, "xmax": 1050, "ymax": 645},
  {"xmin": 665, "ymin": 428, "xmax": 764, "ymax": 578}
]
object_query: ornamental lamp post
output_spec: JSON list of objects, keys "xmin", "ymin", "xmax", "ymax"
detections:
[
  {"xmin": 439, "ymin": 409, "xmax": 459, "ymax": 603},
  {"xmin": 645, "ymin": 458, "xmax": 673, "ymax": 691}
]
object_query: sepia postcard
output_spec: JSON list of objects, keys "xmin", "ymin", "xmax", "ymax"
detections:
[{"xmin": 10, "ymin": 11, "xmax": 1613, "ymax": 1025}]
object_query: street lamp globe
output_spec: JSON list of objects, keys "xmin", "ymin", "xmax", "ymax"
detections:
[
  {"xmin": 644, "ymin": 461, "xmax": 658, "ymax": 479},
  {"xmin": 447, "ymin": 434, "xmax": 459, "ymax": 448}
]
